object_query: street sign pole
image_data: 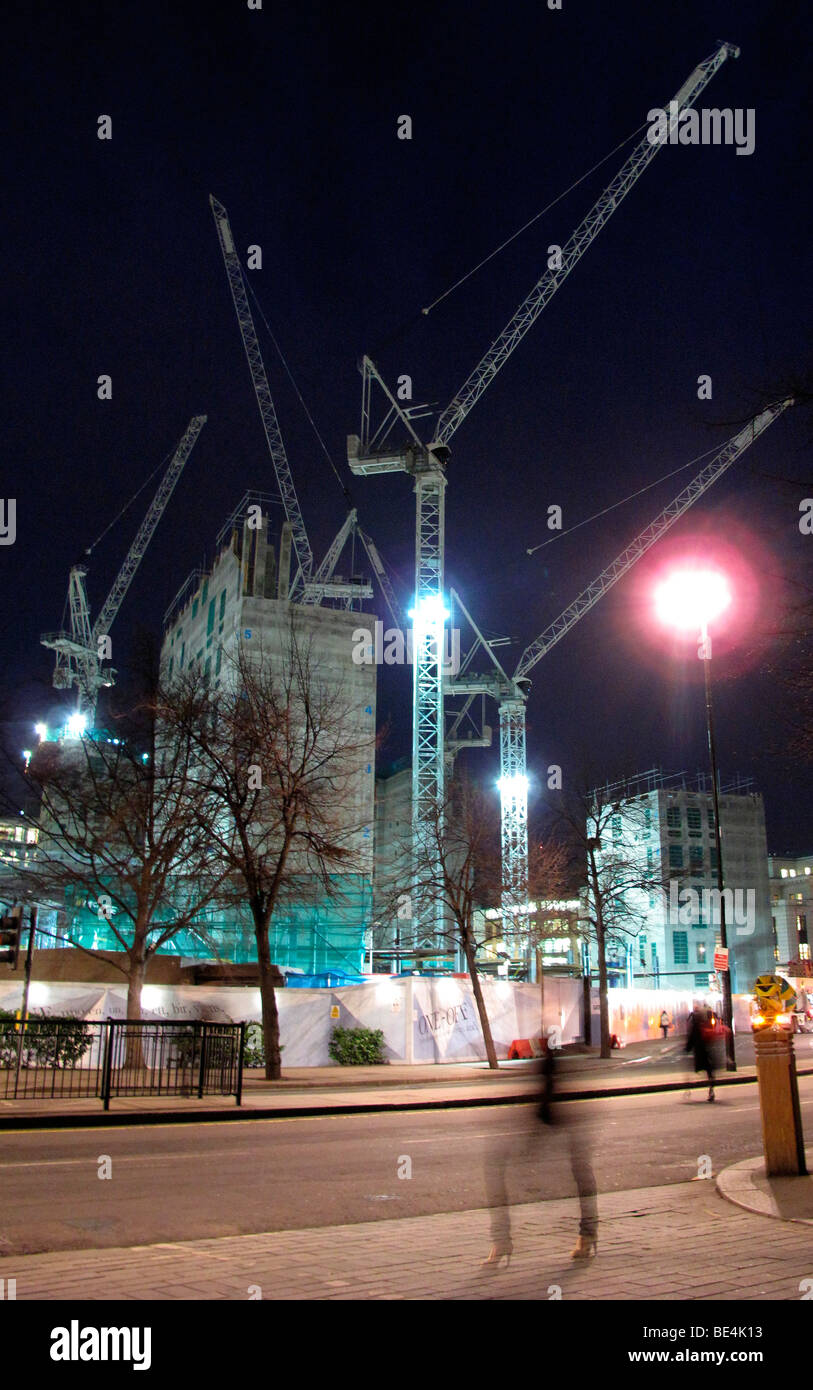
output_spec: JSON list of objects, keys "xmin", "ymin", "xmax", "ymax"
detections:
[{"xmin": 20, "ymin": 905, "xmax": 37, "ymax": 1025}]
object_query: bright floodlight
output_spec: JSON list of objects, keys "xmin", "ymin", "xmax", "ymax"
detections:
[
  {"xmin": 66, "ymin": 712, "xmax": 88, "ymax": 739},
  {"xmin": 498, "ymin": 773, "xmax": 529, "ymax": 798},
  {"xmin": 654, "ymin": 570, "xmax": 731, "ymax": 632},
  {"xmin": 34, "ymin": 722, "xmax": 47, "ymax": 740},
  {"xmin": 409, "ymin": 594, "xmax": 449, "ymax": 628}
]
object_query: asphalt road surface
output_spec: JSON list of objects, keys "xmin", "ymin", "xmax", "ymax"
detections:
[{"xmin": 2, "ymin": 1072, "xmax": 812, "ymax": 1259}]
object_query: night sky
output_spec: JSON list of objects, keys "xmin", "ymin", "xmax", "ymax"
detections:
[{"xmin": 3, "ymin": 0, "xmax": 811, "ymax": 850}]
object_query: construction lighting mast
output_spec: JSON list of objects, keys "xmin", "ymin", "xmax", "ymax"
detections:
[
  {"xmin": 348, "ymin": 43, "xmax": 740, "ymax": 950},
  {"xmin": 450, "ymin": 399, "xmax": 794, "ymax": 942},
  {"xmin": 42, "ymin": 415, "xmax": 207, "ymax": 725}
]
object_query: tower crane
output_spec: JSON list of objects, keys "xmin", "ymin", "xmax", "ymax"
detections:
[
  {"xmin": 41, "ymin": 415, "xmax": 207, "ymax": 726},
  {"xmin": 347, "ymin": 42, "xmax": 741, "ymax": 949},
  {"xmin": 447, "ymin": 398, "xmax": 794, "ymax": 940},
  {"xmin": 210, "ymin": 195, "xmax": 394, "ymax": 617},
  {"xmin": 210, "ymin": 195, "xmax": 314, "ymax": 600}
]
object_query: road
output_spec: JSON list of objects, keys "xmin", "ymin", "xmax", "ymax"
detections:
[{"xmin": 2, "ymin": 1071, "xmax": 812, "ymax": 1259}]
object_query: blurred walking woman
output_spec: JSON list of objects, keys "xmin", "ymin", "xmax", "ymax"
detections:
[
  {"xmin": 685, "ymin": 1005, "xmax": 717, "ymax": 1102},
  {"xmin": 540, "ymin": 1042, "xmax": 599, "ymax": 1259}
]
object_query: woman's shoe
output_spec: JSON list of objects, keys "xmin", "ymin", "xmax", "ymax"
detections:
[
  {"xmin": 481, "ymin": 1240, "xmax": 513, "ymax": 1268},
  {"xmin": 570, "ymin": 1235, "xmax": 597, "ymax": 1260},
  {"xmin": 708, "ymin": 1088, "xmax": 715, "ymax": 1102}
]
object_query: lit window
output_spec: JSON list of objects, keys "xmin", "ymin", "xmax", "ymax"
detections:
[
  {"xmin": 781, "ymin": 869, "xmax": 788, "ymax": 878},
  {"xmin": 790, "ymin": 870, "xmax": 797, "ymax": 877}
]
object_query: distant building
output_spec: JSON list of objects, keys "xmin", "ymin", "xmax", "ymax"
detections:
[
  {"xmin": 372, "ymin": 760, "xmax": 413, "ymax": 969},
  {"xmin": 0, "ymin": 816, "xmax": 38, "ymax": 872},
  {"xmin": 768, "ymin": 854, "xmax": 812, "ymax": 973},
  {"xmin": 476, "ymin": 900, "xmax": 583, "ymax": 978},
  {"xmin": 586, "ymin": 769, "xmax": 774, "ymax": 994}
]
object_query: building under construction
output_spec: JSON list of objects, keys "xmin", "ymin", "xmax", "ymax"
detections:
[{"xmin": 155, "ymin": 494, "xmax": 378, "ymax": 976}]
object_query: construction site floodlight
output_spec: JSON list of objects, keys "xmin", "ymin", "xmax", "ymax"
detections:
[
  {"xmin": 409, "ymin": 595, "xmax": 450, "ymax": 629},
  {"xmin": 654, "ymin": 569, "xmax": 731, "ymax": 632},
  {"xmin": 66, "ymin": 712, "xmax": 88, "ymax": 739},
  {"xmin": 498, "ymin": 772, "xmax": 529, "ymax": 798},
  {"xmin": 34, "ymin": 723, "xmax": 47, "ymax": 740}
]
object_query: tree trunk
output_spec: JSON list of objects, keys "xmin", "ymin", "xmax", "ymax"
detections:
[
  {"xmin": 255, "ymin": 919, "xmax": 282, "ymax": 1081},
  {"xmin": 463, "ymin": 937, "xmax": 499, "ymax": 1070},
  {"xmin": 125, "ymin": 952, "xmax": 147, "ymax": 1070},
  {"xmin": 127, "ymin": 955, "xmax": 146, "ymax": 1021}
]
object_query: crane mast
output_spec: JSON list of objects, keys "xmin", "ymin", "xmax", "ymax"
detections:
[
  {"xmin": 348, "ymin": 44, "xmax": 738, "ymax": 954},
  {"xmin": 210, "ymin": 195, "xmax": 314, "ymax": 598}
]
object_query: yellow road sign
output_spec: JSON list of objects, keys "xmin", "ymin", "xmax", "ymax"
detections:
[{"xmin": 753, "ymin": 974, "xmax": 796, "ymax": 1013}]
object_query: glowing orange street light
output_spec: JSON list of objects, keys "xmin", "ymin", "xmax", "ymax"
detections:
[{"xmin": 655, "ymin": 566, "xmax": 736, "ymax": 1071}]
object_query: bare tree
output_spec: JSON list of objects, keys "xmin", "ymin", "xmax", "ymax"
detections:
[
  {"xmin": 163, "ymin": 620, "xmax": 374, "ymax": 1081},
  {"xmin": 538, "ymin": 782, "xmax": 663, "ymax": 1057},
  {"xmin": 376, "ymin": 773, "xmax": 507, "ymax": 1069},
  {"xmin": 7, "ymin": 689, "xmax": 225, "ymax": 1021}
]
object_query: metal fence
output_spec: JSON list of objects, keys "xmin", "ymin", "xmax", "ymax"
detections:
[{"xmin": 0, "ymin": 1018, "xmax": 245, "ymax": 1108}]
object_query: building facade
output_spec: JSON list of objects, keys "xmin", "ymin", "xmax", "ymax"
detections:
[
  {"xmin": 155, "ymin": 496, "xmax": 377, "ymax": 973},
  {"xmin": 768, "ymin": 854, "xmax": 812, "ymax": 973},
  {"xmin": 588, "ymin": 771, "xmax": 774, "ymax": 995}
]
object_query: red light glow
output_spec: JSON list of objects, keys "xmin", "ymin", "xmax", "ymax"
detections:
[{"xmin": 654, "ymin": 569, "xmax": 731, "ymax": 632}]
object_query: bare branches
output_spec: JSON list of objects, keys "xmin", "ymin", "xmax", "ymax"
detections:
[{"xmin": 159, "ymin": 614, "xmax": 376, "ymax": 1078}]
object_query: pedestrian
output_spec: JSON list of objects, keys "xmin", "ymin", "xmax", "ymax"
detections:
[
  {"xmin": 685, "ymin": 1005, "xmax": 716, "ymax": 1102},
  {"xmin": 660, "ymin": 1009, "xmax": 670, "ymax": 1039},
  {"xmin": 539, "ymin": 1040, "xmax": 599, "ymax": 1259},
  {"xmin": 480, "ymin": 1037, "xmax": 600, "ymax": 1271}
]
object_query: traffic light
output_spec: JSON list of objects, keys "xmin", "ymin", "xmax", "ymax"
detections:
[{"xmin": 0, "ymin": 912, "xmax": 23, "ymax": 968}]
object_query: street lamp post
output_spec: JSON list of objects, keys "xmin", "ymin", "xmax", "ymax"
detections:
[
  {"xmin": 655, "ymin": 570, "xmax": 737, "ymax": 1071},
  {"xmin": 699, "ymin": 616, "xmax": 736, "ymax": 1071}
]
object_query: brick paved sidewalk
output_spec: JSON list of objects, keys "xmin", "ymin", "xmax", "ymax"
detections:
[{"xmin": 7, "ymin": 1179, "xmax": 811, "ymax": 1301}]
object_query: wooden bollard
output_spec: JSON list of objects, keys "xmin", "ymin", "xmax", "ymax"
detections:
[{"xmin": 753, "ymin": 1026, "xmax": 807, "ymax": 1177}]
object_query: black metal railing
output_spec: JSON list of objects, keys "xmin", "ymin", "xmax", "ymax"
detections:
[{"xmin": 0, "ymin": 1018, "xmax": 245, "ymax": 1108}]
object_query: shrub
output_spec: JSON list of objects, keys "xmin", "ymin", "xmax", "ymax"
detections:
[
  {"xmin": 171, "ymin": 1021, "xmax": 270, "ymax": 1069},
  {"xmin": 0, "ymin": 1010, "xmax": 93, "ymax": 1069},
  {"xmin": 242, "ymin": 1022, "xmax": 265, "ymax": 1068},
  {"xmin": 0, "ymin": 1010, "xmax": 18, "ymax": 1067},
  {"xmin": 328, "ymin": 1025, "xmax": 386, "ymax": 1066}
]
